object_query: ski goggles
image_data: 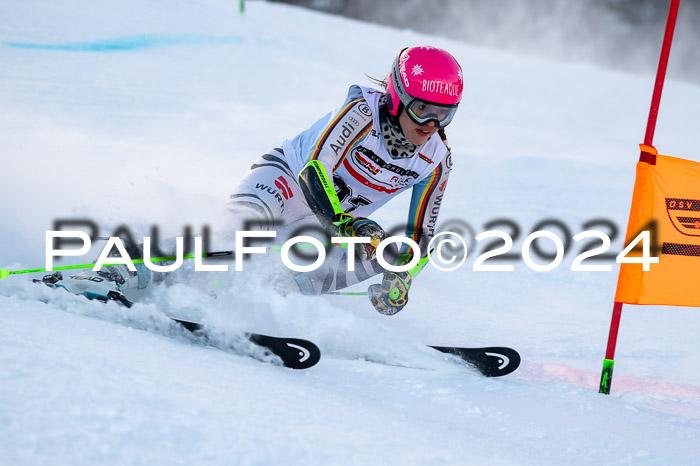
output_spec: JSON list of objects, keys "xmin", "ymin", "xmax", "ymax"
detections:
[{"xmin": 405, "ymin": 99, "xmax": 458, "ymax": 128}]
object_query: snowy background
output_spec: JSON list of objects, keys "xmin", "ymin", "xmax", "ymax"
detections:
[
  {"xmin": 1, "ymin": 1, "xmax": 700, "ymax": 464},
  {"xmin": 280, "ymin": 0, "xmax": 700, "ymax": 85}
]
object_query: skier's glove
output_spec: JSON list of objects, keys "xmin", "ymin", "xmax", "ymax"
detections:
[
  {"xmin": 368, "ymin": 270, "xmax": 412, "ymax": 315},
  {"xmin": 34, "ymin": 264, "xmax": 148, "ymax": 308},
  {"xmin": 333, "ymin": 213, "xmax": 386, "ymax": 261}
]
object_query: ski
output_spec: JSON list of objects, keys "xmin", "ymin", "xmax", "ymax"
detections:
[
  {"xmin": 172, "ymin": 318, "xmax": 321, "ymax": 370},
  {"xmin": 33, "ymin": 274, "xmax": 513, "ymax": 374},
  {"xmin": 430, "ymin": 345, "xmax": 520, "ymax": 377},
  {"xmin": 32, "ymin": 274, "xmax": 321, "ymax": 370}
]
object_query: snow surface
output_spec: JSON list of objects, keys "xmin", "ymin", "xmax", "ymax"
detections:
[{"xmin": 2, "ymin": 1, "xmax": 700, "ymax": 464}]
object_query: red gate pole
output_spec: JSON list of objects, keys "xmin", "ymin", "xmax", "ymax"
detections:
[
  {"xmin": 599, "ymin": 0, "xmax": 681, "ymax": 395},
  {"xmin": 643, "ymin": 0, "xmax": 681, "ymax": 151},
  {"xmin": 599, "ymin": 302, "xmax": 623, "ymax": 394}
]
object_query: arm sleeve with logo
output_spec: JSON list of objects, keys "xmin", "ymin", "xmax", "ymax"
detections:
[
  {"xmin": 297, "ymin": 88, "xmax": 374, "ymax": 229},
  {"xmin": 403, "ymin": 152, "xmax": 452, "ymax": 262}
]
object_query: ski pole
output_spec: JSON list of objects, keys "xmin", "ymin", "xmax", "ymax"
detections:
[
  {"xmin": 0, "ymin": 250, "xmax": 236, "ymax": 281},
  {"xmin": 327, "ymin": 252, "xmax": 434, "ymax": 297},
  {"xmin": 0, "ymin": 242, "xmax": 339, "ymax": 281},
  {"xmin": 0, "ymin": 241, "xmax": 413, "ymax": 283}
]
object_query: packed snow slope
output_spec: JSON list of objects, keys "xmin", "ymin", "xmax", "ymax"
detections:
[{"xmin": 2, "ymin": 1, "xmax": 700, "ymax": 464}]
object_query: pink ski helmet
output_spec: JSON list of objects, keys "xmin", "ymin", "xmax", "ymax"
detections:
[{"xmin": 386, "ymin": 46, "xmax": 463, "ymax": 128}]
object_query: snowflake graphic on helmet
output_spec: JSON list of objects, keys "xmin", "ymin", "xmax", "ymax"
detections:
[{"xmin": 386, "ymin": 45, "xmax": 463, "ymax": 119}]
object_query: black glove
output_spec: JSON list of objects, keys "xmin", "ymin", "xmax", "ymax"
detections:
[{"xmin": 368, "ymin": 270, "xmax": 412, "ymax": 315}]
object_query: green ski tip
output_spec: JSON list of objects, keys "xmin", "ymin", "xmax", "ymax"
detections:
[{"xmin": 0, "ymin": 268, "xmax": 8, "ymax": 280}]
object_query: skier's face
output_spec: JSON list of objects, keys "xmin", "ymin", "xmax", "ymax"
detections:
[{"xmin": 399, "ymin": 109, "xmax": 439, "ymax": 145}]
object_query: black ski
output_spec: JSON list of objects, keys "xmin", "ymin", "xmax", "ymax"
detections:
[
  {"xmin": 33, "ymin": 275, "xmax": 321, "ymax": 370},
  {"xmin": 430, "ymin": 345, "xmax": 520, "ymax": 377},
  {"xmin": 172, "ymin": 318, "xmax": 321, "ymax": 370}
]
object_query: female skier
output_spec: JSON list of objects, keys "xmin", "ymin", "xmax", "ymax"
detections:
[
  {"xmin": 46, "ymin": 45, "xmax": 463, "ymax": 316},
  {"xmin": 220, "ymin": 45, "xmax": 462, "ymax": 314}
]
